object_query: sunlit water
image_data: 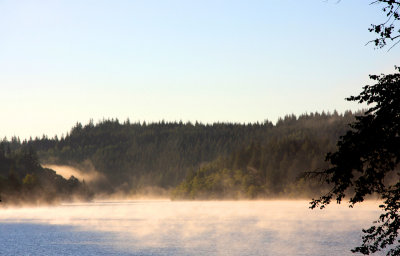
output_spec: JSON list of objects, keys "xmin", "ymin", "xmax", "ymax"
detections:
[{"xmin": 0, "ymin": 200, "xmax": 383, "ymax": 256}]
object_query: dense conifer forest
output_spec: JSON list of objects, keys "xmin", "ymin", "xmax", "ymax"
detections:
[
  {"xmin": 1, "ymin": 111, "xmax": 357, "ymax": 200},
  {"xmin": 0, "ymin": 144, "xmax": 93, "ymax": 205}
]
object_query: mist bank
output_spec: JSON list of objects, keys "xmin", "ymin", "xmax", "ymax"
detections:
[
  {"xmin": 0, "ymin": 200, "xmax": 383, "ymax": 255},
  {"xmin": 3, "ymin": 111, "xmax": 357, "ymax": 200}
]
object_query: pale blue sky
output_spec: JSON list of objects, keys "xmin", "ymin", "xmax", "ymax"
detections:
[{"xmin": 1, "ymin": 0, "xmax": 399, "ymax": 139}]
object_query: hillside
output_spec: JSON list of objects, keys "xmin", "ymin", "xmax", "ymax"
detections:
[
  {"xmin": 0, "ymin": 145, "xmax": 93, "ymax": 205},
  {"xmin": 6, "ymin": 111, "xmax": 356, "ymax": 198}
]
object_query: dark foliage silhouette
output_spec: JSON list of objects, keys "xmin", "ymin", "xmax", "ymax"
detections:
[
  {"xmin": 310, "ymin": 67, "xmax": 400, "ymax": 255},
  {"xmin": 368, "ymin": 0, "xmax": 400, "ymax": 49}
]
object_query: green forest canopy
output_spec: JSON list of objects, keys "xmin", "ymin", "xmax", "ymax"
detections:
[{"xmin": 2, "ymin": 111, "xmax": 356, "ymax": 199}]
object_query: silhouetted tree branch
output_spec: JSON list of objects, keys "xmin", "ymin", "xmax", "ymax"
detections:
[
  {"xmin": 336, "ymin": 0, "xmax": 400, "ymax": 49},
  {"xmin": 368, "ymin": 0, "xmax": 400, "ymax": 49},
  {"xmin": 310, "ymin": 66, "xmax": 400, "ymax": 255}
]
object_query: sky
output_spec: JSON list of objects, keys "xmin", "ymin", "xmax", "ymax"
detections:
[{"xmin": 1, "ymin": 0, "xmax": 399, "ymax": 139}]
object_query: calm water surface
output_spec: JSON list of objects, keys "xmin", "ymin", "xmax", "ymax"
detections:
[{"xmin": 0, "ymin": 200, "xmax": 383, "ymax": 256}]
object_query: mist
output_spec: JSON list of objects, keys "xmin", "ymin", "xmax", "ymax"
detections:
[
  {"xmin": 43, "ymin": 164, "xmax": 104, "ymax": 183},
  {"xmin": 0, "ymin": 200, "xmax": 382, "ymax": 256}
]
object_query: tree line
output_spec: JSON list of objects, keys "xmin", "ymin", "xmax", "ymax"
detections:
[{"xmin": 3, "ymin": 111, "xmax": 356, "ymax": 198}]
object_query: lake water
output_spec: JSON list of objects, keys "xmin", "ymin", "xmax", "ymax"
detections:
[{"xmin": 0, "ymin": 200, "xmax": 383, "ymax": 256}]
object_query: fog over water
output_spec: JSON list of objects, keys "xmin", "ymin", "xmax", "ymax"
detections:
[{"xmin": 0, "ymin": 201, "xmax": 383, "ymax": 256}]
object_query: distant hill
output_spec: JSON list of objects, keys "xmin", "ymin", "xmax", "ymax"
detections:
[
  {"xmin": 7, "ymin": 111, "xmax": 356, "ymax": 198},
  {"xmin": 172, "ymin": 112, "xmax": 358, "ymax": 199}
]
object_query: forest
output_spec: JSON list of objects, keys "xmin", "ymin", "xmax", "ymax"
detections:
[
  {"xmin": 1, "ymin": 111, "xmax": 356, "ymax": 200},
  {"xmin": 0, "ymin": 144, "xmax": 93, "ymax": 205}
]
